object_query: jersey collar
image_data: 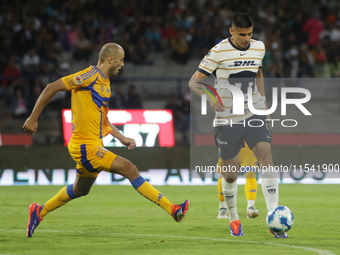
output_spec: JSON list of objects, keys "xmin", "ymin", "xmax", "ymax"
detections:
[
  {"xmin": 228, "ymin": 37, "xmax": 250, "ymax": 51},
  {"xmin": 93, "ymin": 66, "xmax": 107, "ymax": 80}
]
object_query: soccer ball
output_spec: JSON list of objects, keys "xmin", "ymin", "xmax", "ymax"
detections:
[{"xmin": 266, "ymin": 206, "xmax": 294, "ymax": 233}]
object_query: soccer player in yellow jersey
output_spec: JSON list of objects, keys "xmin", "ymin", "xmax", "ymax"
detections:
[
  {"xmin": 217, "ymin": 142, "xmax": 259, "ymax": 219},
  {"xmin": 23, "ymin": 43, "xmax": 190, "ymax": 238}
]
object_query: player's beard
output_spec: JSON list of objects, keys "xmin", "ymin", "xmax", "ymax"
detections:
[{"xmin": 108, "ymin": 65, "xmax": 120, "ymax": 77}]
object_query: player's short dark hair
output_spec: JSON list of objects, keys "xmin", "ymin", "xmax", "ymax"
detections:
[{"xmin": 232, "ymin": 13, "xmax": 253, "ymax": 28}]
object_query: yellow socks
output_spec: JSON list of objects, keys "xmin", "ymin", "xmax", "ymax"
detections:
[
  {"xmin": 217, "ymin": 158, "xmax": 226, "ymax": 207},
  {"xmin": 217, "ymin": 177, "xmax": 225, "ymax": 202},
  {"xmin": 131, "ymin": 176, "xmax": 172, "ymax": 215},
  {"xmin": 39, "ymin": 177, "xmax": 175, "ymax": 218},
  {"xmin": 39, "ymin": 185, "xmax": 78, "ymax": 217}
]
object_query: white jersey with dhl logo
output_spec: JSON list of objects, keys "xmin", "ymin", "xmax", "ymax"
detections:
[{"xmin": 197, "ymin": 38, "xmax": 267, "ymax": 125}]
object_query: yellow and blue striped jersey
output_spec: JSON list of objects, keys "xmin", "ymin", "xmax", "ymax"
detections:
[{"xmin": 62, "ymin": 65, "xmax": 112, "ymax": 145}]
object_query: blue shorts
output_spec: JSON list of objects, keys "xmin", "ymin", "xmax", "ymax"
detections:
[{"xmin": 214, "ymin": 115, "xmax": 272, "ymax": 160}]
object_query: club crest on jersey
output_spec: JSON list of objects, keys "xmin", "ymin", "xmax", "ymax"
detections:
[{"xmin": 74, "ymin": 75, "xmax": 83, "ymax": 85}]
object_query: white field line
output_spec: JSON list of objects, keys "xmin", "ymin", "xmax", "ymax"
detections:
[{"xmin": 0, "ymin": 229, "xmax": 336, "ymax": 255}]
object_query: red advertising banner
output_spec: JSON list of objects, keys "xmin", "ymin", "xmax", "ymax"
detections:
[{"xmin": 62, "ymin": 109, "xmax": 175, "ymax": 147}]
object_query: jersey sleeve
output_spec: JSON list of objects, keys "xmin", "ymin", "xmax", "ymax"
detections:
[
  {"xmin": 62, "ymin": 67, "xmax": 98, "ymax": 90},
  {"xmin": 259, "ymin": 41, "xmax": 266, "ymax": 68},
  {"xmin": 197, "ymin": 44, "xmax": 221, "ymax": 76},
  {"xmin": 102, "ymin": 115, "xmax": 113, "ymax": 138}
]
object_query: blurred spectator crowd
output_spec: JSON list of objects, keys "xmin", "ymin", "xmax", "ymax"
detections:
[{"xmin": 1, "ymin": 0, "xmax": 340, "ymax": 120}]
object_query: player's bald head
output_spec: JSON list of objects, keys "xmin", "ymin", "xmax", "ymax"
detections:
[{"xmin": 98, "ymin": 43, "xmax": 124, "ymax": 62}]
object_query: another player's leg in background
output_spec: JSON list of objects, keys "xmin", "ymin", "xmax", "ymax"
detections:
[
  {"xmin": 217, "ymin": 167, "xmax": 258, "ymax": 219},
  {"xmin": 27, "ymin": 176, "xmax": 96, "ymax": 237},
  {"xmin": 238, "ymin": 143, "xmax": 259, "ymax": 218},
  {"xmin": 217, "ymin": 157, "xmax": 228, "ymax": 218},
  {"xmin": 110, "ymin": 156, "xmax": 190, "ymax": 223},
  {"xmin": 217, "ymin": 157, "xmax": 258, "ymax": 219},
  {"xmin": 221, "ymin": 155, "xmax": 244, "ymax": 236}
]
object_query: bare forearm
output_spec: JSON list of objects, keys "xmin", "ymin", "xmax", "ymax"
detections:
[
  {"xmin": 30, "ymin": 85, "xmax": 57, "ymax": 119},
  {"xmin": 108, "ymin": 121, "xmax": 136, "ymax": 150},
  {"xmin": 23, "ymin": 79, "xmax": 67, "ymax": 135},
  {"xmin": 189, "ymin": 78, "xmax": 206, "ymax": 96},
  {"xmin": 30, "ymin": 79, "xmax": 67, "ymax": 120},
  {"xmin": 189, "ymin": 71, "xmax": 224, "ymax": 111},
  {"xmin": 109, "ymin": 122, "xmax": 125, "ymax": 140},
  {"xmin": 189, "ymin": 71, "xmax": 216, "ymax": 105}
]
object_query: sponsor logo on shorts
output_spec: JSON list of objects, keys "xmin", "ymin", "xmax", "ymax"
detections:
[
  {"xmin": 217, "ymin": 138, "xmax": 227, "ymax": 145},
  {"xmin": 96, "ymin": 150, "xmax": 106, "ymax": 158}
]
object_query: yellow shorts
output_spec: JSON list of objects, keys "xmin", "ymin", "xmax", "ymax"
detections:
[{"xmin": 68, "ymin": 141, "xmax": 117, "ymax": 177}]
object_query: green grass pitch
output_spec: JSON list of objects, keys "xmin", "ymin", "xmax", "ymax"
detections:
[{"xmin": 0, "ymin": 184, "xmax": 339, "ymax": 255}]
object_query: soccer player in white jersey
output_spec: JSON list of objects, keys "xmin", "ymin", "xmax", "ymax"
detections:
[{"xmin": 189, "ymin": 13, "xmax": 286, "ymax": 238}]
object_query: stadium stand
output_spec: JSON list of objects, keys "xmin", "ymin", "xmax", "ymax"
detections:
[{"xmin": 1, "ymin": 0, "xmax": 340, "ymax": 144}]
